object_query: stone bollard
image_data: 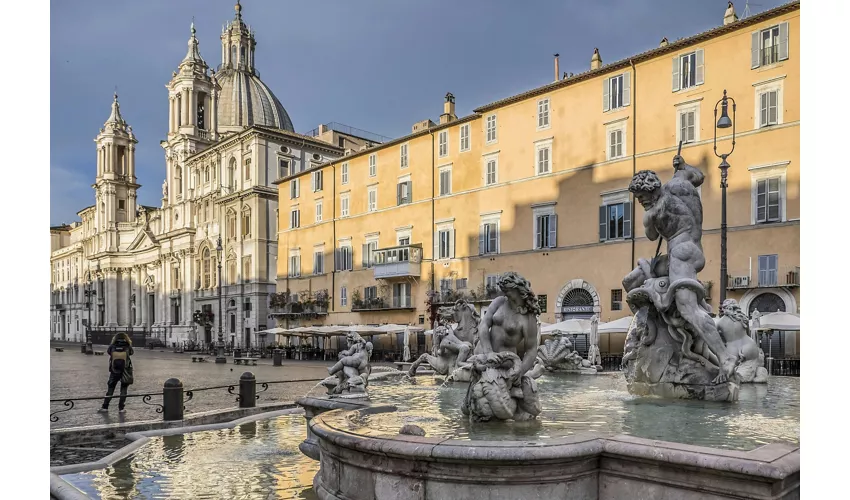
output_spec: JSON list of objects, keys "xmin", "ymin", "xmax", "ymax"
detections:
[
  {"xmin": 239, "ymin": 372, "xmax": 256, "ymax": 408},
  {"xmin": 273, "ymin": 349, "xmax": 283, "ymax": 366},
  {"xmin": 162, "ymin": 378, "xmax": 184, "ymax": 421}
]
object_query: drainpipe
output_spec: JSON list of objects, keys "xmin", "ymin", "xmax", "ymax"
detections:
[
  {"xmin": 630, "ymin": 59, "xmax": 637, "ymax": 270},
  {"xmin": 331, "ymin": 162, "xmax": 337, "ymax": 315},
  {"xmin": 429, "ymin": 129, "xmax": 436, "ymax": 329}
]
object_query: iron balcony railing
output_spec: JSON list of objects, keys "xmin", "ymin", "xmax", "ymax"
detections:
[
  {"xmin": 351, "ymin": 298, "xmax": 414, "ymax": 312},
  {"xmin": 761, "ymin": 45, "xmax": 780, "ymax": 66},
  {"xmin": 303, "ymin": 122, "xmax": 392, "ymax": 144},
  {"xmin": 726, "ymin": 266, "xmax": 800, "ymax": 289},
  {"xmin": 371, "ymin": 244, "xmax": 423, "ymax": 279}
]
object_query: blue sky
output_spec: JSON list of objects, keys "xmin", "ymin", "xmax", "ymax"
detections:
[{"xmin": 49, "ymin": 0, "xmax": 787, "ymax": 225}]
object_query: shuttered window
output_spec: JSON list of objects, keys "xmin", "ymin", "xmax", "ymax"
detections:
[
  {"xmin": 672, "ymin": 50, "xmax": 703, "ymax": 92},
  {"xmin": 603, "ymin": 72, "xmax": 630, "ymax": 111},
  {"xmin": 313, "ymin": 251, "xmax": 324, "ymax": 275},
  {"xmin": 400, "ymin": 144, "xmax": 408, "ymax": 168},
  {"xmin": 341, "ymin": 163, "xmax": 349, "ymax": 184},
  {"xmin": 290, "ymin": 179, "xmax": 299, "ymax": 199},
  {"xmin": 486, "ymin": 159, "xmax": 497, "ymax": 185},
  {"xmin": 478, "ymin": 222, "xmax": 499, "ymax": 255},
  {"xmin": 538, "ymin": 98, "xmax": 550, "ymax": 128},
  {"xmin": 756, "ymin": 177, "xmax": 781, "ymax": 223},
  {"xmin": 439, "ymin": 168, "xmax": 452, "ymax": 196},
  {"xmin": 534, "ymin": 214, "xmax": 558, "ymax": 249},
  {"xmin": 311, "ymin": 171, "xmax": 323, "ymax": 192},
  {"xmin": 537, "ymin": 146, "xmax": 551, "ymax": 175},
  {"xmin": 367, "ymin": 187, "xmax": 377, "ymax": 212},
  {"xmin": 396, "ymin": 181, "xmax": 412, "ymax": 205},
  {"xmin": 438, "ymin": 131, "xmax": 448, "ymax": 157},
  {"xmin": 486, "ymin": 115, "xmax": 497, "ymax": 143},
  {"xmin": 752, "ymin": 22, "xmax": 789, "ymax": 69},
  {"xmin": 758, "ymin": 254, "xmax": 779, "ymax": 286},
  {"xmin": 460, "ymin": 124, "xmax": 470, "ymax": 151},
  {"xmin": 759, "ymin": 90, "xmax": 779, "ymax": 128},
  {"xmin": 609, "ymin": 129, "xmax": 624, "ymax": 159},
  {"xmin": 680, "ymin": 110, "xmax": 696, "ymax": 143},
  {"xmin": 340, "ymin": 194, "xmax": 349, "ymax": 217},
  {"xmin": 336, "ymin": 246, "xmax": 353, "ymax": 271},
  {"xmin": 340, "ymin": 286, "xmax": 347, "ymax": 307},
  {"xmin": 369, "ymin": 154, "xmax": 377, "ymax": 177},
  {"xmin": 315, "ymin": 201, "xmax": 323, "ymax": 223},
  {"xmin": 289, "ymin": 209, "xmax": 300, "ymax": 229},
  {"xmin": 598, "ymin": 202, "xmax": 632, "ymax": 241}
]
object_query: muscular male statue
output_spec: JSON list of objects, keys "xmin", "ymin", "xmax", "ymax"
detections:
[{"xmin": 628, "ymin": 155, "xmax": 737, "ymax": 383}]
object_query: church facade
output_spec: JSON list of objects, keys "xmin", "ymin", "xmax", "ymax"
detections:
[{"xmin": 49, "ymin": 3, "xmax": 369, "ymax": 347}]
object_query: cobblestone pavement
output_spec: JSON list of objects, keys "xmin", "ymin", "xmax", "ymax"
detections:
[{"xmin": 50, "ymin": 342, "xmax": 391, "ymax": 430}]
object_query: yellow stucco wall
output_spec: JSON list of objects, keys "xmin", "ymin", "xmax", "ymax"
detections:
[{"xmin": 274, "ymin": 6, "xmax": 800, "ymax": 352}]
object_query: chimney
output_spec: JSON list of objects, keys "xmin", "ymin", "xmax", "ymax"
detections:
[
  {"xmin": 554, "ymin": 53, "xmax": 560, "ymax": 82},
  {"xmin": 590, "ymin": 48, "xmax": 602, "ymax": 70},
  {"xmin": 318, "ymin": 124, "xmax": 328, "ymax": 134},
  {"xmin": 724, "ymin": 2, "xmax": 738, "ymax": 25},
  {"xmin": 659, "ymin": 37, "xmax": 669, "ymax": 47},
  {"xmin": 439, "ymin": 92, "xmax": 457, "ymax": 125}
]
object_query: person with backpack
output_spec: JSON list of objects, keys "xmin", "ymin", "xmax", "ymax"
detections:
[{"xmin": 99, "ymin": 333, "xmax": 135, "ymax": 413}]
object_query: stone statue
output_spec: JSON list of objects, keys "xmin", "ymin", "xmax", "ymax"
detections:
[
  {"xmin": 537, "ymin": 332, "xmax": 596, "ymax": 373},
  {"xmin": 324, "ymin": 332, "xmax": 373, "ymax": 397},
  {"xmin": 462, "ymin": 272, "xmax": 542, "ymax": 421},
  {"xmin": 717, "ymin": 299, "xmax": 768, "ymax": 383},
  {"xmin": 750, "ymin": 309, "xmax": 762, "ymax": 341},
  {"xmin": 587, "ymin": 315, "xmax": 602, "ymax": 367},
  {"xmin": 408, "ymin": 299, "xmax": 478, "ymax": 381},
  {"xmin": 162, "ymin": 179, "xmax": 168, "ymax": 199},
  {"xmin": 621, "ymin": 155, "xmax": 741, "ymax": 402}
]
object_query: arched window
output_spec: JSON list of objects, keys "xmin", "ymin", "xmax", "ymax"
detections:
[
  {"xmin": 203, "ymin": 248, "xmax": 211, "ymax": 288},
  {"xmin": 240, "ymin": 46, "xmax": 246, "ymax": 65},
  {"xmin": 204, "ymin": 166, "xmax": 210, "ymax": 183},
  {"xmin": 230, "ymin": 45, "xmax": 236, "ymax": 65},
  {"xmin": 228, "ymin": 259, "xmax": 237, "ymax": 284},
  {"xmin": 175, "ymin": 166, "xmax": 183, "ymax": 194},
  {"xmin": 193, "ymin": 169, "xmax": 200, "ymax": 189},
  {"xmin": 241, "ymin": 207, "xmax": 251, "ymax": 238},
  {"xmin": 228, "ymin": 158, "xmax": 237, "ymax": 190},
  {"xmin": 227, "ymin": 209, "xmax": 237, "ymax": 240}
]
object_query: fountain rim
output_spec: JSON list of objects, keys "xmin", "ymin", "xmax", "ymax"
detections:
[{"xmin": 310, "ymin": 407, "xmax": 800, "ymax": 480}]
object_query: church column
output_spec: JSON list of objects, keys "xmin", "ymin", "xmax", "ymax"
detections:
[
  {"xmin": 183, "ymin": 256, "xmax": 192, "ymax": 325},
  {"xmin": 123, "ymin": 269, "xmax": 132, "ymax": 326},
  {"xmin": 176, "ymin": 95, "xmax": 182, "ymax": 129},
  {"xmin": 105, "ymin": 269, "xmax": 118, "ymax": 326},
  {"xmin": 183, "ymin": 89, "xmax": 191, "ymax": 126},
  {"xmin": 128, "ymin": 145, "xmax": 136, "ymax": 181},
  {"xmin": 139, "ymin": 272, "xmax": 148, "ymax": 328},
  {"xmin": 169, "ymin": 97, "xmax": 175, "ymax": 133}
]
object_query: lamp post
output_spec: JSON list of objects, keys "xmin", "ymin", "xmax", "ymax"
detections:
[
  {"xmin": 215, "ymin": 236, "xmax": 226, "ymax": 363},
  {"xmin": 714, "ymin": 89, "xmax": 736, "ymax": 304},
  {"xmin": 83, "ymin": 282, "xmax": 96, "ymax": 354}
]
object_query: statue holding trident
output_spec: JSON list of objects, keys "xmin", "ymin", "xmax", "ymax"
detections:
[{"xmin": 621, "ymin": 146, "xmax": 740, "ymax": 400}]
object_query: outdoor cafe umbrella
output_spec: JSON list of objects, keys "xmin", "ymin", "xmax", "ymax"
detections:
[
  {"xmin": 597, "ymin": 316, "xmax": 634, "ymax": 334},
  {"xmin": 540, "ymin": 319, "xmax": 591, "ymax": 335},
  {"xmin": 751, "ymin": 311, "xmax": 800, "ymax": 331}
]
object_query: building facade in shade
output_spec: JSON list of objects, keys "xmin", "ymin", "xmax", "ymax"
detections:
[
  {"xmin": 49, "ymin": 3, "xmax": 383, "ymax": 346},
  {"xmin": 275, "ymin": 2, "xmax": 800, "ymax": 356}
]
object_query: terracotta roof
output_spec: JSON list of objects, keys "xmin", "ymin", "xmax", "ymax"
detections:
[{"xmin": 473, "ymin": 1, "xmax": 800, "ymax": 113}]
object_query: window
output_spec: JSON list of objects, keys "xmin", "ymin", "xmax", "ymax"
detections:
[
  {"xmin": 290, "ymin": 208, "xmax": 300, "ymax": 229},
  {"xmin": 456, "ymin": 278, "xmax": 468, "ymax": 289},
  {"xmin": 756, "ymin": 177, "xmax": 781, "ymax": 223},
  {"xmin": 341, "ymin": 162, "xmax": 349, "ymax": 185},
  {"xmin": 364, "ymin": 286, "xmax": 377, "ymax": 301},
  {"xmin": 362, "ymin": 239, "xmax": 378, "ymax": 268},
  {"xmin": 603, "ymin": 73, "xmax": 630, "ymax": 111},
  {"xmin": 340, "ymin": 286, "xmax": 347, "ymax": 307},
  {"xmin": 337, "ymin": 245, "xmax": 353, "ymax": 271},
  {"xmin": 398, "ymin": 236, "xmax": 410, "ymax": 246},
  {"xmin": 439, "ymin": 130, "xmax": 448, "ymax": 157},
  {"xmin": 486, "ymin": 114, "xmax": 497, "ymax": 143},
  {"xmin": 485, "ymin": 158, "xmax": 498, "ymax": 186},
  {"xmin": 672, "ymin": 50, "xmax": 704, "ymax": 92},
  {"xmin": 369, "ymin": 154, "xmax": 377, "ymax": 177},
  {"xmin": 677, "ymin": 105, "xmax": 699, "ymax": 145},
  {"xmin": 611, "ymin": 289, "xmax": 623, "ymax": 310},
  {"xmin": 440, "ymin": 278, "xmax": 452, "ymax": 292},
  {"xmin": 479, "ymin": 217, "xmax": 499, "ymax": 255},
  {"xmin": 204, "ymin": 166, "xmax": 210, "ymax": 183},
  {"xmin": 338, "ymin": 136, "xmax": 345, "ymax": 148},
  {"xmin": 759, "ymin": 90, "xmax": 779, "ymax": 128},
  {"xmin": 599, "ymin": 201, "xmax": 632, "ymax": 240},
  {"xmin": 340, "ymin": 193, "xmax": 350, "ymax": 217},
  {"xmin": 534, "ymin": 208, "xmax": 558, "ymax": 249},
  {"xmin": 315, "ymin": 200, "xmax": 323, "ymax": 223},
  {"xmin": 313, "ymin": 249, "xmax": 324, "ymax": 275},
  {"xmin": 536, "ymin": 140, "xmax": 552, "ymax": 175},
  {"xmin": 758, "ymin": 254, "xmax": 779, "ymax": 286},
  {"xmin": 288, "ymin": 250, "xmax": 301, "ymax": 278},
  {"xmin": 538, "ymin": 98, "xmax": 550, "ymax": 129},
  {"xmin": 367, "ymin": 186, "xmax": 377, "ymax": 212},
  {"xmin": 118, "ymin": 199, "xmax": 125, "ymax": 210},
  {"xmin": 607, "ymin": 123, "xmax": 626, "ymax": 160},
  {"xmin": 486, "ymin": 274, "xmax": 499, "ymax": 290},
  {"xmin": 397, "ymin": 177, "xmax": 412, "ymax": 205},
  {"xmin": 202, "ymin": 248, "xmax": 211, "ymax": 288},
  {"xmin": 439, "ymin": 166, "xmax": 452, "ymax": 196},
  {"xmin": 460, "ymin": 124, "xmax": 470, "ymax": 152},
  {"xmin": 228, "ymin": 259, "xmax": 237, "ymax": 284},
  {"xmin": 437, "ymin": 228, "xmax": 454, "ymax": 259},
  {"xmin": 244, "ymin": 159, "xmax": 251, "ymax": 180},
  {"xmin": 290, "ymin": 179, "xmax": 300, "ymax": 199},
  {"xmin": 311, "ymin": 171, "xmax": 323, "ymax": 192},
  {"xmin": 227, "ymin": 211, "xmax": 237, "ymax": 239},
  {"xmin": 538, "ymin": 294, "xmax": 548, "ymax": 313},
  {"xmin": 393, "ymin": 283, "xmax": 411, "ymax": 308},
  {"xmin": 228, "ymin": 158, "xmax": 237, "ymax": 189},
  {"xmin": 241, "ymin": 208, "xmax": 251, "ymax": 237},
  {"xmin": 400, "ymin": 143, "xmax": 408, "ymax": 168},
  {"xmin": 752, "ymin": 23, "xmax": 788, "ymax": 68}
]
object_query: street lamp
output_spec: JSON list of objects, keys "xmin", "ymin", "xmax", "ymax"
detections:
[
  {"xmin": 83, "ymin": 281, "xmax": 96, "ymax": 354},
  {"xmin": 215, "ymin": 235, "xmax": 226, "ymax": 363},
  {"xmin": 714, "ymin": 89, "xmax": 736, "ymax": 304}
]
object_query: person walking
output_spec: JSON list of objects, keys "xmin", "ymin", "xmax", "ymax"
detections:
[{"xmin": 99, "ymin": 333, "xmax": 135, "ymax": 413}]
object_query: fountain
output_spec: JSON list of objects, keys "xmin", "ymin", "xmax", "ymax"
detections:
[{"xmin": 295, "ymin": 153, "xmax": 799, "ymax": 499}]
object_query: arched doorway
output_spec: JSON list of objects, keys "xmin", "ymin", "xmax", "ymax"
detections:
[
  {"xmin": 747, "ymin": 291, "xmax": 791, "ymax": 358},
  {"xmin": 555, "ymin": 279, "xmax": 600, "ymax": 321},
  {"xmin": 748, "ymin": 292, "xmax": 786, "ymax": 315}
]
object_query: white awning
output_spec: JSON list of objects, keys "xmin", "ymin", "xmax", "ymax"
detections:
[
  {"xmin": 541, "ymin": 319, "xmax": 591, "ymax": 334},
  {"xmin": 753, "ymin": 312, "xmax": 800, "ymax": 332},
  {"xmin": 598, "ymin": 316, "xmax": 634, "ymax": 334}
]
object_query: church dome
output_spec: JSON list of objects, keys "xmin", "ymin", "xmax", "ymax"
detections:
[{"xmin": 215, "ymin": 69, "xmax": 294, "ymax": 131}]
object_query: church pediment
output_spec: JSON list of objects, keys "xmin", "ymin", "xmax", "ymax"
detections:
[{"xmin": 127, "ymin": 228, "xmax": 160, "ymax": 252}]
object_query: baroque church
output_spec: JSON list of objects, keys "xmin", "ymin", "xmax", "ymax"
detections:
[{"xmin": 50, "ymin": 2, "xmax": 373, "ymax": 346}]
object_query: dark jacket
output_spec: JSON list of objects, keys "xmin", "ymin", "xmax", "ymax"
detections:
[{"xmin": 107, "ymin": 338, "xmax": 134, "ymax": 373}]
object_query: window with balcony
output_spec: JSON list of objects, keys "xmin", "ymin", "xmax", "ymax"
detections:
[
  {"xmin": 758, "ymin": 254, "xmax": 779, "ymax": 286},
  {"xmin": 364, "ymin": 286, "xmax": 377, "ymax": 301},
  {"xmin": 752, "ymin": 22, "xmax": 789, "ymax": 68},
  {"xmin": 538, "ymin": 98, "xmax": 550, "ymax": 129},
  {"xmin": 603, "ymin": 72, "xmax": 630, "ymax": 111},
  {"xmin": 460, "ymin": 123, "xmax": 470, "ymax": 152}
]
